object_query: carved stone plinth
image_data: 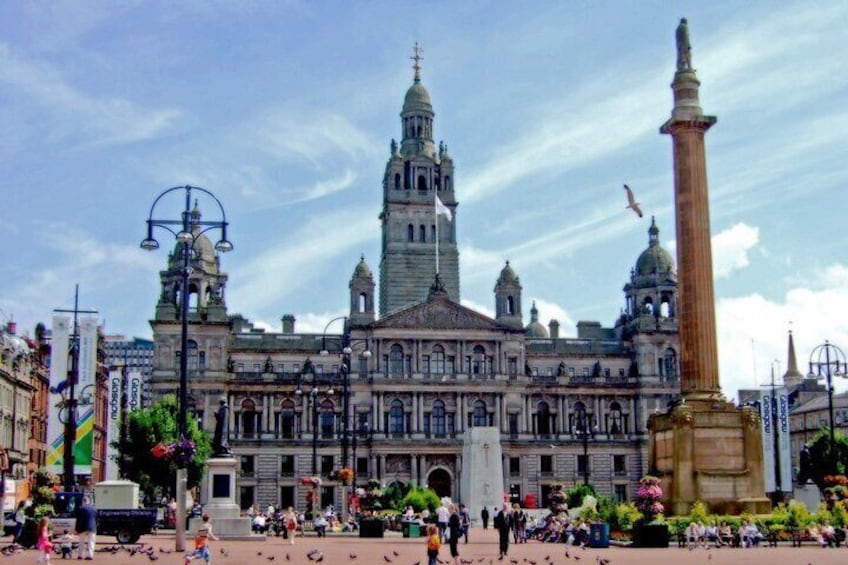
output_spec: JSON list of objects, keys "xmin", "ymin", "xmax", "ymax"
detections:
[
  {"xmin": 188, "ymin": 457, "xmax": 264, "ymax": 541},
  {"xmin": 648, "ymin": 403, "xmax": 770, "ymax": 515}
]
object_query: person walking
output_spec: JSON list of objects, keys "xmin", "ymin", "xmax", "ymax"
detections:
[
  {"xmin": 494, "ymin": 503, "xmax": 512, "ymax": 558},
  {"xmin": 35, "ymin": 517, "xmax": 53, "ymax": 565},
  {"xmin": 74, "ymin": 496, "xmax": 97, "ymax": 560},
  {"xmin": 459, "ymin": 504, "xmax": 470, "ymax": 544},
  {"xmin": 13, "ymin": 500, "xmax": 27, "ymax": 546},
  {"xmin": 425, "ymin": 524, "xmax": 441, "ymax": 565},
  {"xmin": 480, "ymin": 506, "xmax": 489, "ymax": 530},
  {"xmin": 436, "ymin": 502, "xmax": 449, "ymax": 542},
  {"xmin": 284, "ymin": 507, "xmax": 297, "ymax": 545},
  {"xmin": 447, "ymin": 504, "xmax": 461, "ymax": 565}
]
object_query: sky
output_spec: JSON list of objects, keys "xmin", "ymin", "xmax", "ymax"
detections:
[{"xmin": 1, "ymin": 1, "xmax": 847, "ymax": 400}]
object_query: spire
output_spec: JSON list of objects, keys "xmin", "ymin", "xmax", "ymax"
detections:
[
  {"xmin": 783, "ymin": 330, "xmax": 805, "ymax": 386},
  {"xmin": 648, "ymin": 216, "xmax": 659, "ymax": 247},
  {"xmin": 530, "ymin": 301, "xmax": 539, "ymax": 322},
  {"xmin": 411, "ymin": 42, "xmax": 423, "ymax": 83}
]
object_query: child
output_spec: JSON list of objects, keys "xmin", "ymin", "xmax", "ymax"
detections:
[
  {"xmin": 426, "ymin": 523, "xmax": 441, "ymax": 565},
  {"xmin": 185, "ymin": 523, "xmax": 218, "ymax": 565},
  {"xmin": 58, "ymin": 530, "xmax": 75, "ymax": 559},
  {"xmin": 35, "ymin": 517, "xmax": 53, "ymax": 565}
]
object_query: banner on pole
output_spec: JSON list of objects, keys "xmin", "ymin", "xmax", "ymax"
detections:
[
  {"xmin": 105, "ymin": 369, "xmax": 122, "ymax": 481},
  {"xmin": 759, "ymin": 387, "xmax": 792, "ymax": 493},
  {"xmin": 46, "ymin": 316, "xmax": 70, "ymax": 474}
]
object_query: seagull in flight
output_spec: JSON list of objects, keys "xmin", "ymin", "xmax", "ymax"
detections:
[{"xmin": 623, "ymin": 184, "xmax": 643, "ymax": 218}]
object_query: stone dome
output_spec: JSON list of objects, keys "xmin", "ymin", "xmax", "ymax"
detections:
[
  {"xmin": 498, "ymin": 261, "xmax": 519, "ymax": 284},
  {"xmin": 525, "ymin": 301, "xmax": 548, "ymax": 338},
  {"xmin": 635, "ymin": 219, "xmax": 674, "ymax": 276},
  {"xmin": 352, "ymin": 255, "xmax": 372, "ymax": 279},
  {"xmin": 403, "ymin": 81, "xmax": 432, "ymax": 110}
]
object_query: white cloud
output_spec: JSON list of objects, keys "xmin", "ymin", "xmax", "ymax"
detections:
[
  {"xmin": 0, "ymin": 42, "xmax": 181, "ymax": 147},
  {"xmin": 531, "ymin": 298, "xmax": 576, "ymax": 337},
  {"xmin": 717, "ymin": 263, "xmax": 848, "ymax": 400},
  {"xmin": 667, "ymin": 222, "xmax": 759, "ymax": 280},
  {"xmin": 460, "ymin": 299, "xmax": 494, "ymax": 319}
]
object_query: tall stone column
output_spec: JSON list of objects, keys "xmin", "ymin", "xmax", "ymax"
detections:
[{"xmin": 660, "ymin": 17, "xmax": 721, "ymax": 403}]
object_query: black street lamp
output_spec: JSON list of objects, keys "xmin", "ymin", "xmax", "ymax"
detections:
[
  {"xmin": 574, "ymin": 404, "xmax": 596, "ymax": 486},
  {"xmin": 808, "ymin": 341, "xmax": 847, "ymax": 474},
  {"xmin": 294, "ymin": 358, "xmax": 333, "ymax": 476},
  {"xmin": 141, "ymin": 185, "xmax": 232, "ymax": 551}
]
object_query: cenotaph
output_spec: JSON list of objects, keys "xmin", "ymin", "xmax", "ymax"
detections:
[
  {"xmin": 648, "ymin": 19, "xmax": 769, "ymax": 515},
  {"xmin": 460, "ymin": 427, "xmax": 504, "ymax": 523}
]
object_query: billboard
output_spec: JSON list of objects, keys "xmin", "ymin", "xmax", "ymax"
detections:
[
  {"xmin": 46, "ymin": 316, "xmax": 98, "ymax": 476},
  {"xmin": 105, "ymin": 369, "xmax": 122, "ymax": 481}
]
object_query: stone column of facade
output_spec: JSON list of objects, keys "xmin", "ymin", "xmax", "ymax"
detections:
[{"xmin": 660, "ymin": 17, "xmax": 720, "ymax": 404}]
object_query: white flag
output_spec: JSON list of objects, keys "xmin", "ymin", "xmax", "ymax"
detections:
[{"xmin": 435, "ymin": 195, "xmax": 452, "ymax": 221}]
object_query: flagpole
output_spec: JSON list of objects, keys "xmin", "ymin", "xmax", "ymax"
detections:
[{"xmin": 435, "ymin": 197, "xmax": 440, "ymax": 276}]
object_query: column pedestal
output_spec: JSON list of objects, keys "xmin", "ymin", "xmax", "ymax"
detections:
[{"xmin": 188, "ymin": 457, "xmax": 265, "ymax": 540}]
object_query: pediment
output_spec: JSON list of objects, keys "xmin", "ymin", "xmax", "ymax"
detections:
[{"xmin": 372, "ymin": 296, "xmax": 516, "ymax": 332}]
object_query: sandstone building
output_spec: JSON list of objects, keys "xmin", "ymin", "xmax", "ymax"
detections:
[{"xmin": 149, "ymin": 59, "xmax": 681, "ymax": 513}]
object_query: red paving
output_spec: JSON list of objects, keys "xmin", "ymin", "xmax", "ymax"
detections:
[{"xmin": 4, "ymin": 529, "xmax": 847, "ymax": 565}]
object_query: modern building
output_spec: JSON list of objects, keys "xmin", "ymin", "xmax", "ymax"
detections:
[
  {"xmin": 103, "ymin": 335, "xmax": 154, "ymax": 408},
  {"xmin": 149, "ymin": 58, "xmax": 681, "ymax": 513}
]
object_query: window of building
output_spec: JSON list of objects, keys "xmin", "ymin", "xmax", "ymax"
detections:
[
  {"xmin": 408, "ymin": 224, "xmax": 414, "ymax": 242},
  {"xmin": 239, "ymin": 486, "xmax": 254, "ymax": 511},
  {"xmin": 236, "ymin": 362, "xmax": 245, "ymax": 373},
  {"xmin": 614, "ymin": 484, "xmax": 627, "ymax": 503},
  {"xmin": 582, "ymin": 367, "xmax": 590, "ymax": 377},
  {"xmin": 321, "ymin": 455, "xmax": 334, "ymax": 475},
  {"xmin": 472, "ymin": 400, "xmax": 487, "ymax": 427},
  {"xmin": 546, "ymin": 367, "xmax": 553, "ymax": 377},
  {"xmin": 279, "ymin": 401, "xmax": 295, "ymax": 439},
  {"xmin": 508, "ymin": 357, "xmax": 518, "ymax": 376},
  {"xmin": 240, "ymin": 399, "xmax": 258, "ymax": 438},
  {"xmin": 577, "ymin": 455, "xmax": 588, "ymax": 476},
  {"xmin": 389, "ymin": 399, "xmax": 405, "ymax": 435},
  {"xmin": 280, "ymin": 455, "xmax": 295, "ymax": 476},
  {"xmin": 608, "ymin": 402, "xmax": 624, "ymax": 435},
  {"xmin": 280, "ymin": 486, "xmax": 295, "ymax": 510},
  {"xmin": 540, "ymin": 455, "xmax": 553, "ymax": 475},
  {"xmin": 320, "ymin": 399, "xmax": 335, "ymax": 439},
  {"xmin": 613, "ymin": 454, "xmax": 626, "ymax": 476},
  {"xmin": 618, "ymin": 368, "xmax": 626, "ymax": 377},
  {"xmin": 292, "ymin": 363, "xmax": 300, "ymax": 373},
  {"xmin": 419, "ymin": 224, "xmax": 426, "ymax": 242},
  {"xmin": 432, "ymin": 345, "xmax": 446, "ymax": 374},
  {"xmin": 509, "ymin": 457, "xmax": 520, "ymax": 477},
  {"xmin": 422, "ymin": 355, "xmax": 430, "ymax": 374},
  {"xmin": 432, "ymin": 400, "xmax": 446, "ymax": 437},
  {"xmin": 389, "ymin": 345, "xmax": 404, "ymax": 374},
  {"xmin": 356, "ymin": 457, "xmax": 368, "ymax": 477},
  {"xmin": 568, "ymin": 367, "xmax": 575, "ymax": 377},
  {"xmin": 508, "ymin": 413, "xmax": 519, "ymax": 437},
  {"xmin": 537, "ymin": 401, "xmax": 552, "ymax": 437},
  {"xmin": 321, "ymin": 487, "xmax": 335, "ymax": 511}
]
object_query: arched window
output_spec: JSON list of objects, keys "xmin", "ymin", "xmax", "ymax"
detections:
[
  {"xmin": 394, "ymin": 173, "xmax": 401, "ymax": 190},
  {"xmin": 642, "ymin": 297, "xmax": 654, "ymax": 315},
  {"xmin": 471, "ymin": 345, "xmax": 486, "ymax": 374},
  {"xmin": 444, "ymin": 175, "xmax": 451, "ymax": 191},
  {"xmin": 608, "ymin": 401, "xmax": 623, "ymax": 435},
  {"xmin": 240, "ymin": 398, "xmax": 258, "ymax": 438},
  {"xmin": 432, "ymin": 400, "xmax": 446, "ymax": 437},
  {"xmin": 279, "ymin": 400, "xmax": 295, "ymax": 439},
  {"xmin": 537, "ymin": 401, "xmax": 551, "ymax": 437},
  {"xmin": 662, "ymin": 348, "xmax": 677, "ymax": 378},
  {"xmin": 431, "ymin": 225, "xmax": 436, "ymax": 242},
  {"xmin": 407, "ymin": 224, "xmax": 414, "ymax": 242},
  {"xmin": 358, "ymin": 293, "xmax": 367, "ymax": 313},
  {"xmin": 389, "ymin": 344, "xmax": 404, "ymax": 374},
  {"xmin": 472, "ymin": 400, "xmax": 487, "ymax": 427},
  {"xmin": 419, "ymin": 225, "xmax": 426, "ymax": 242},
  {"xmin": 186, "ymin": 340, "xmax": 199, "ymax": 372},
  {"xmin": 320, "ymin": 399, "xmax": 335, "ymax": 439},
  {"xmin": 571, "ymin": 401, "xmax": 588, "ymax": 435},
  {"xmin": 660, "ymin": 298, "xmax": 670, "ymax": 317},
  {"xmin": 187, "ymin": 282, "xmax": 200, "ymax": 310},
  {"xmin": 506, "ymin": 296, "xmax": 515, "ymax": 315},
  {"xmin": 431, "ymin": 345, "xmax": 446, "ymax": 374},
  {"xmin": 389, "ymin": 399, "xmax": 405, "ymax": 435},
  {"xmin": 418, "ymin": 175, "xmax": 427, "ymax": 191}
]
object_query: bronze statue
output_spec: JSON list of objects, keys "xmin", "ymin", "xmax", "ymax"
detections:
[
  {"xmin": 676, "ymin": 18, "xmax": 692, "ymax": 71},
  {"xmin": 212, "ymin": 398, "xmax": 232, "ymax": 456}
]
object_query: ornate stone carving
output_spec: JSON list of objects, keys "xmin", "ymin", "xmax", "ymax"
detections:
[
  {"xmin": 373, "ymin": 295, "xmax": 511, "ymax": 331},
  {"xmin": 742, "ymin": 407, "xmax": 760, "ymax": 428},
  {"xmin": 426, "ymin": 455, "xmax": 455, "ymax": 473},
  {"xmin": 385, "ymin": 455, "xmax": 411, "ymax": 474},
  {"xmin": 671, "ymin": 406, "xmax": 693, "ymax": 427}
]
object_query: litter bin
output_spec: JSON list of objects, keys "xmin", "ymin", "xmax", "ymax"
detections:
[
  {"xmin": 408, "ymin": 523, "xmax": 420, "ymax": 538},
  {"xmin": 589, "ymin": 522, "xmax": 610, "ymax": 548}
]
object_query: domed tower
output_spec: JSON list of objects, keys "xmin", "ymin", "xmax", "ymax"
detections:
[
  {"xmin": 618, "ymin": 217, "xmax": 679, "ymax": 380},
  {"xmin": 494, "ymin": 261, "xmax": 523, "ymax": 329},
  {"xmin": 349, "ymin": 255, "xmax": 376, "ymax": 327},
  {"xmin": 155, "ymin": 203, "xmax": 229, "ymax": 323},
  {"xmin": 525, "ymin": 301, "xmax": 548, "ymax": 338},
  {"xmin": 379, "ymin": 44, "xmax": 460, "ymax": 316}
]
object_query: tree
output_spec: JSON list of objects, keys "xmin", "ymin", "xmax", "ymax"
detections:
[
  {"xmin": 807, "ymin": 428, "xmax": 848, "ymax": 490},
  {"xmin": 114, "ymin": 395, "xmax": 211, "ymax": 500}
]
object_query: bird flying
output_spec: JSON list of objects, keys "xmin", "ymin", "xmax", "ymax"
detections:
[{"xmin": 623, "ymin": 184, "xmax": 643, "ymax": 218}]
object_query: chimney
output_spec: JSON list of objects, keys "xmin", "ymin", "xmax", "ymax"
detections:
[
  {"xmin": 282, "ymin": 314, "xmax": 296, "ymax": 334},
  {"xmin": 549, "ymin": 319, "xmax": 560, "ymax": 339},
  {"xmin": 6, "ymin": 321, "xmax": 16, "ymax": 335}
]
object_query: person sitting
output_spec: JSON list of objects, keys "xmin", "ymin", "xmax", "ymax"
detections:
[
  {"xmin": 718, "ymin": 521, "xmax": 735, "ymax": 547},
  {"xmin": 820, "ymin": 520, "xmax": 837, "ymax": 547},
  {"xmin": 686, "ymin": 520, "xmax": 702, "ymax": 549},
  {"xmin": 740, "ymin": 520, "xmax": 762, "ymax": 548},
  {"xmin": 313, "ymin": 515, "xmax": 328, "ymax": 538},
  {"xmin": 252, "ymin": 513, "xmax": 267, "ymax": 534},
  {"xmin": 705, "ymin": 522, "xmax": 722, "ymax": 547}
]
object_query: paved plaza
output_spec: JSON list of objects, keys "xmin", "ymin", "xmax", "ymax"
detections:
[{"xmin": 3, "ymin": 529, "xmax": 847, "ymax": 565}]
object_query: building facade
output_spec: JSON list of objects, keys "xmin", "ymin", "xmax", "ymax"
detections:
[{"xmin": 150, "ymin": 63, "xmax": 681, "ymax": 513}]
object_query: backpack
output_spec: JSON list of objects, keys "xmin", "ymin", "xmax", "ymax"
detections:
[
  {"xmin": 493, "ymin": 511, "xmax": 504, "ymax": 529},
  {"xmin": 427, "ymin": 534, "xmax": 441, "ymax": 551}
]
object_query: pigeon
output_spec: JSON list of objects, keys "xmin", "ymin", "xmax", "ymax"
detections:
[
  {"xmin": 383, "ymin": 555, "xmax": 393, "ymax": 563},
  {"xmin": 623, "ymin": 184, "xmax": 643, "ymax": 218},
  {"xmin": 349, "ymin": 554, "xmax": 357, "ymax": 560},
  {"xmin": 267, "ymin": 557, "xmax": 276, "ymax": 562},
  {"xmin": 147, "ymin": 555, "xmax": 158, "ymax": 562},
  {"xmin": 285, "ymin": 554, "xmax": 290, "ymax": 561},
  {"xmin": 315, "ymin": 556, "xmax": 324, "ymax": 564},
  {"xmin": 393, "ymin": 550, "xmax": 400, "ymax": 557}
]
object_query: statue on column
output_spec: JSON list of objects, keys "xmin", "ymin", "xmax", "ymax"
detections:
[
  {"xmin": 676, "ymin": 18, "xmax": 692, "ymax": 71},
  {"xmin": 212, "ymin": 398, "xmax": 232, "ymax": 457}
]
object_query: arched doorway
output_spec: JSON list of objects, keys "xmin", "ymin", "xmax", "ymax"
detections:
[{"xmin": 427, "ymin": 468, "xmax": 451, "ymax": 499}]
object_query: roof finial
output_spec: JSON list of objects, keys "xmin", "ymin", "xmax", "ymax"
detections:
[{"xmin": 411, "ymin": 42, "xmax": 423, "ymax": 83}]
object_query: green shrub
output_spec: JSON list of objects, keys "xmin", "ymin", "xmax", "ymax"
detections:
[
  {"xmin": 401, "ymin": 487, "xmax": 440, "ymax": 513},
  {"xmin": 612, "ymin": 502, "xmax": 642, "ymax": 531},
  {"xmin": 566, "ymin": 484, "xmax": 597, "ymax": 509},
  {"xmin": 688, "ymin": 500, "xmax": 709, "ymax": 525}
]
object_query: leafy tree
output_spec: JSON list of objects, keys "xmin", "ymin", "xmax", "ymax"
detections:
[
  {"xmin": 383, "ymin": 481, "xmax": 412, "ymax": 512},
  {"xmin": 114, "ymin": 395, "xmax": 211, "ymax": 500},
  {"xmin": 807, "ymin": 429, "xmax": 848, "ymax": 489},
  {"xmin": 31, "ymin": 468, "xmax": 58, "ymax": 519},
  {"xmin": 566, "ymin": 483, "xmax": 597, "ymax": 509},
  {"xmin": 400, "ymin": 486, "xmax": 440, "ymax": 513}
]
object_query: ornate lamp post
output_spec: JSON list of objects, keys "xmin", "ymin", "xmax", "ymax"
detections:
[
  {"xmin": 574, "ymin": 404, "xmax": 596, "ymax": 486},
  {"xmin": 808, "ymin": 341, "xmax": 847, "ymax": 474},
  {"xmin": 141, "ymin": 185, "xmax": 232, "ymax": 551}
]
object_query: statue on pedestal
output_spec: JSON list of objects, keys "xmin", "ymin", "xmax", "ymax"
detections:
[{"xmin": 213, "ymin": 398, "xmax": 232, "ymax": 457}]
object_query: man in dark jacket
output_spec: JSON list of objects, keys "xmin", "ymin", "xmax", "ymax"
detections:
[
  {"xmin": 75, "ymin": 496, "xmax": 97, "ymax": 560},
  {"xmin": 493, "ymin": 503, "xmax": 512, "ymax": 558},
  {"xmin": 480, "ymin": 506, "xmax": 489, "ymax": 530}
]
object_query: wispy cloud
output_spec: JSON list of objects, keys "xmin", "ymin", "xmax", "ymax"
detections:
[
  {"xmin": 230, "ymin": 207, "xmax": 376, "ymax": 315},
  {"xmin": 666, "ymin": 222, "xmax": 759, "ymax": 280},
  {"xmin": 0, "ymin": 42, "xmax": 181, "ymax": 148}
]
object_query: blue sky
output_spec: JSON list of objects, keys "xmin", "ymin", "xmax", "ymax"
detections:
[{"xmin": 1, "ymin": 1, "xmax": 847, "ymax": 398}]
